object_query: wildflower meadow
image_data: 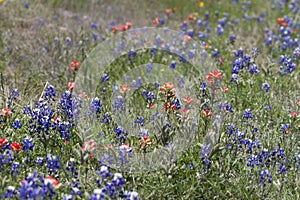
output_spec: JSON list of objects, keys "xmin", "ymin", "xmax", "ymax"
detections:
[{"xmin": 0, "ymin": 0, "xmax": 299, "ymax": 199}]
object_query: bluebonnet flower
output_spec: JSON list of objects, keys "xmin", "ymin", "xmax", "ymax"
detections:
[
  {"xmin": 100, "ymin": 113, "xmax": 111, "ymax": 125},
  {"xmin": 22, "ymin": 137, "xmax": 34, "ymax": 152},
  {"xmin": 10, "ymin": 162, "xmax": 20, "ymax": 174},
  {"xmin": 243, "ymin": 109, "xmax": 253, "ymax": 120},
  {"xmin": 70, "ymin": 181, "xmax": 82, "ymax": 196},
  {"xmin": 90, "ymin": 23, "xmax": 97, "ymax": 29},
  {"xmin": 59, "ymin": 91, "xmax": 73, "ymax": 119},
  {"xmin": 66, "ymin": 158, "xmax": 78, "ymax": 176},
  {"xmin": 200, "ymin": 145, "xmax": 211, "ymax": 170},
  {"xmin": 90, "ymin": 97, "xmax": 102, "ymax": 117},
  {"xmin": 200, "ymin": 82, "xmax": 207, "ymax": 92},
  {"xmin": 97, "ymin": 165, "xmax": 111, "ymax": 181},
  {"xmin": 188, "ymin": 49, "xmax": 195, "ymax": 59},
  {"xmin": 101, "ymin": 74, "xmax": 110, "ymax": 83},
  {"xmin": 46, "ymin": 154, "xmax": 61, "ymax": 174},
  {"xmin": 229, "ymin": 34, "xmax": 236, "ymax": 44},
  {"xmin": 247, "ymin": 154, "xmax": 260, "ymax": 168},
  {"xmin": 114, "ymin": 126, "xmax": 127, "ymax": 143},
  {"xmin": 218, "ymin": 18, "xmax": 227, "ymax": 27},
  {"xmin": 0, "ymin": 150, "xmax": 14, "ymax": 166},
  {"xmin": 278, "ymin": 163, "xmax": 287, "ymax": 174},
  {"xmin": 24, "ymin": 2, "xmax": 29, "ymax": 8},
  {"xmin": 186, "ymin": 29, "xmax": 194, "ymax": 37},
  {"xmin": 145, "ymin": 62, "xmax": 152, "ymax": 73},
  {"xmin": 58, "ymin": 121, "xmax": 71, "ymax": 141},
  {"xmin": 212, "ymin": 49, "xmax": 219, "ymax": 58},
  {"xmin": 8, "ymin": 88, "xmax": 19, "ymax": 102},
  {"xmin": 294, "ymin": 153, "xmax": 300, "ymax": 169},
  {"xmin": 260, "ymin": 83, "xmax": 270, "ymax": 92},
  {"xmin": 11, "ymin": 119, "xmax": 22, "ymax": 129},
  {"xmin": 124, "ymin": 191, "xmax": 141, "ymax": 200},
  {"xmin": 171, "ymin": 98, "xmax": 181, "ymax": 110},
  {"xmin": 259, "ymin": 170, "xmax": 272, "ymax": 187},
  {"xmin": 93, "ymin": 33, "xmax": 98, "ymax": 40},
  {"xmin": 141, "ymin": 90, "xmax": 156, "ymax": 104},
  {"xmin": 128, "ymin": 50, "xmax": 136, "ymax": 61},
  {"xmin": 278, "ymin": 55, "xmax": 296, "ymax": 74},
  {"xmin": 181, "ymin": 21, "xmax": 188, "ymax": 31},
  {"xmin": 18, "ymin": 171, "xmax": 56, "ymax": 199},
  {"xmin": 134, "ymin": 116, "xmax": 144, "ymax": 127},
  {"xmin": 43, "ymin": 85, "xmax": 56, "ymax": 101},
  {"xmin": 226, "ymin": 123, "xmax": 235, "ymax": 137},
  {"xmin": 24, "ymin": 102, "xmax": 54, "ymax": 135},
  {"xmin": 89, "ymin": 189, "xmax": 105, "ymax": 200},
  {"xmin": 112, "ymin": 173, "xmax": 125, "ymax": 188},
  {"xmin": 4, "ymin": 186, "xmax": 17, "ymax": 199},
  {"xmin": 280, "ymin": 124, "xmax": 290, "ymax": 133},
  {"xmin": 35, "ymin": 157, "xmax": 44, "ymax": 165},
  {"xmin": 150, "ymin": 46, "xmax": 157, "ymax": 57},
  {"xmin": 198, "ymin": 32, "xmax": 207, "ymax": 39},
  {"xmin": 264, "ymin": 105, "xmax": 272, "ymax": 110},
  {"xmin": 177, "ymin": 77, "xmax": 184, "ymax": 88},
  {"xmin": 216, "ymin": 24, "xmax": 224, "ymax": 36},
  {"xmin": 248, "ymin": 63, "xmax": 259, "ymax": 74},
  {"xmin": 112, "ymin": 96, "xmax": 125, "ymax": 112},
  {"xmin": 218, "ymin": 102, "xmax": 233, "ymax": 113}
]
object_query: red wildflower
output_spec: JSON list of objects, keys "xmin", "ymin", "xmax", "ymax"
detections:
[
  {"xmin": 69, "ymin": 60, "xmax": 80, "ymax": 71},
  {"xmin": 1, "ymin": 107, "xmax": 11, "ymax": 117},
  {"xmin": 44, "ymin": 176, "xmax": 62, "ymax": 189},
  {"xmin": 67, "ymin": 82, "xmax": 75, "ymax": 89},
  {"xmin": 0, "ymin": 138, "xmax": 8, "ymax": 147},
  {"xmin": 183, "ymin": 96, "xmax": 194, "ymax": 104},
  {"xmin": 10, "ymin": 142, "xmax": 21, "ymax": 152},
  {"xmin": 120, "ymin": 85, "xmax": 130, "ymax": 93},
  {"xmin": 111, "ymin": 26, "xmax": 118, "ymax": 33},
  {"xmin": 289, "ymin": 112, "xmax": 298, "ymax": 118},
  {"xmin": 126, "ymin": 22, "xmax": 132, "ymax": 29},
  {"xmin": 82, "ymin": 140, "xmax": 97, "ymax": 152},
  {"xmin": 159, "ymin": 82, "xmax": 175, "ymax": 91},
  {"xmin": 141, "ymin": 136, "xmax": 152, "ymax": 147},
  {"xmin": 120, "ymin": 25, "xmax": 127, "ymax": 32},
  {"xmin": 201, "ymin": 110, "xmax": 212, "ymax": 118},
  {"xmin": 153, "ymin": 17, "xmax": 159, "ymax": 26},
  {"xmin": 165, "ymin": 8, "xmax": 172, "ymax": 15},
  {"xmin": 221, "ymin": 87, "xmax": 229, "ymax": 92}
]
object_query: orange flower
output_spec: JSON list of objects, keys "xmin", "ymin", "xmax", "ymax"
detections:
[
  {"xmin": 165, "ymin": 8, "xmax": 172, "ymax": 15},
  {"xmin": 289, "ymin": 112, "xmax": 298, "ymax": 118},
  {"xmin": 126, "ymin": 22, "xmax": 132, "ymax": 29},
  {"xmin": 67, "ymin": 82, "xmax": 75, "ymax": 89},
  {"xmin": 1, "ymin": 107, "xmax": 11, "ymax": 117},
  {"xmin": 44, "ymin": 176, "xmax": 62, "ymax": 189},
  {"xmin": 69, "ymin": 60, "xmax": 80, "ymax": 71},
  {"xmin": 120, "ymin": 25, "xmax": 127, "ymax": 32},
  {"xmin": 221, "ymin": 87, "xmax": 229, "ymax": 92},
  {"xmin": 159, "ymin": 82, "xmax": 175, "ymax": 91},
  {"xmin": 276, "ymin": 18, "xmax": 285, "ymax": 24},
  {"xmin": 141, "ymin": 136, "xmax": 152, "ymax": 147},
  {"xmin": 153, "ymin": 18, "xmax": 159, "ymax": 26},
  {"xmin": 276, "ymin": 17, "xmax": 287, "ymax": 27},
  {"xmin": 120, "ymin": 85, "xmax": 130, "ymax": 93},
  {"xmin": 183, "ymin": 96, "xmax": 194, "ymax": 104},
  {"xmin": 111, "ymin": 26, "xmax": 118, "ymax": 33}
]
